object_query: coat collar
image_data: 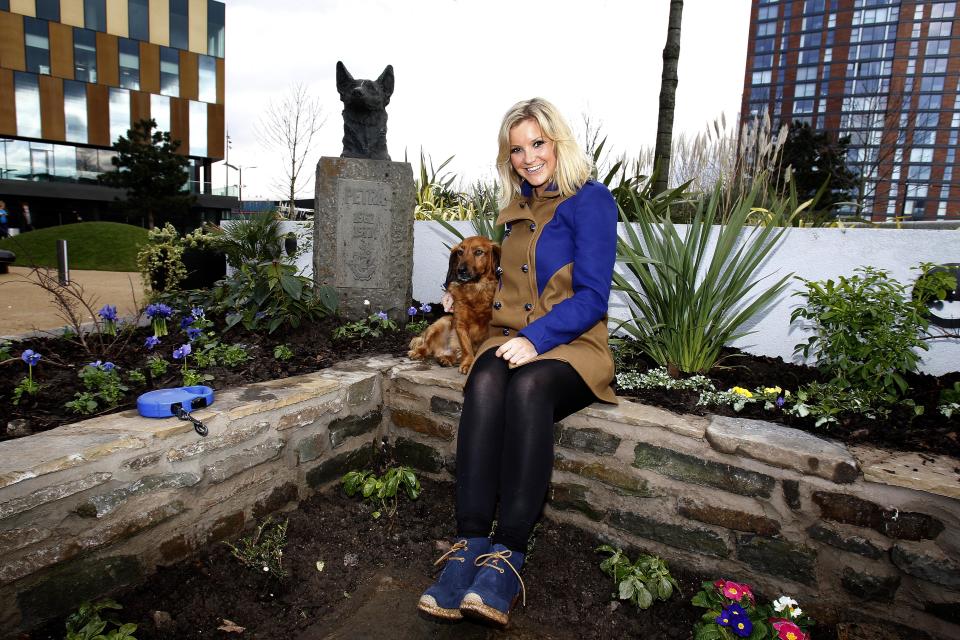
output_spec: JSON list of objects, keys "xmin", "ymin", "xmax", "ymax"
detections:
[{"xmin": 496, "ymin": 181, "xmax": 561, "ymax": 225}]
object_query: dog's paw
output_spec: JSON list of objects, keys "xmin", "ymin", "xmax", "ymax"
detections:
[
  {"xmin": 458, "ymin": 357, "xmax": 474, "ymax": 374},
  {"xmin": 437, "ymin": 354, "xmax": 457, "ymax": 367}
]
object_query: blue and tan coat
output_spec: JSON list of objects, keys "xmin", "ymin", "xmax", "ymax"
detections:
[{"xmin": 474, "ymin": 180, "xmax": 619, "ymax": 404}]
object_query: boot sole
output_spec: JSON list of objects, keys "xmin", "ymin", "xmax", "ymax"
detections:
[
  {"xmin": 417, "ymin": 595, "xmax": 464, "ymax": 620},
  {"xmin": 459, "ymin": 592, "xmax": 517, "ymax": 626}
]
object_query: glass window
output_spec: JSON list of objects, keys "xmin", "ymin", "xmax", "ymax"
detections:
[
  {"xmin": 924, "ymin": 58, "xmax": 949, "ymax": 73},
  {"xmin": 755, "ymin": 38, "xmax": 774, "ymax": 54},
  {"xmin": 753, "ymin": 54, "xmax": 773, "ymax": 69},
  {"xmin": 929, "ymin": 21, "xmax": 953, "ymax": 37},
  {"xmin": 170, "ymin": 0, "xmax": 188, "ymax": 50},
  {"xmin": 751, "ymin": 86, "xmax": 770, "ymax": 101},
  {"xmin": 14, "ymin": 73, "xmax": 41, "ymax": 139},
  {"xmin": 910, "ymin": 148, "xmax": 935, "ymax": 163},
  {"xmin": 795, "ymin": 83, "xmax": 817, "ymax": 97},
  {"xmin": 52, "ymin": 144, "xmax": 77, "ymax": 179},
  {"xmin": 932, "ymin": 2, "xmax": 957, "ymax": 19},
  {"xmin": 109, "ymin": 88, "xmax": 130, "ymax": 143},
  {"xmin": 129, "ymin": 0, "xmax": 149, "ymax": 41},
  {"xmin": 796, "ymin": 66, "xmax": 818, "ymax": 81},
  {"xmin": 84, "ymin": 0, "xmax": 106, "ymax": 32},
  {"xmin": 36, "ymin": 0, "xmax": 60, "ymax": 21},
  {"xmin": 190, "ymin": 101, "xmax": 207, "ymax": 156},
  {"xmin": 752, "ymin": 70, "xmax": 772, "ymax": 84},
  {"xmin": 757, "ymin": 22, "xmax": 776, "ymax": 37},
  {"xmin": 198, "ymin": 55, "xmax": 216, "ymax": 102},
  {"xmin": 799, "ymin": 49, "xmax": 820, "ymax": 64},
  {"xmin": 802, "ymin": 14, "xmax": 824, "ymax": 30},
  {"xmin": 64, "ymin": 80, "xmax": 88, "ymax": 143},
  {"xmin": 118, "ymin": 39, "xmax": 139, "ymax": 90},
  {"xmin": 24, "ymin": 18, "xmax": 51, "ymax": 75},
  {"xmin": 908, "ymin": 165, "xmax": 932, "ymax": 181},
  {"xmin": 926, "ymin": 39, "xmax": 951, "ymax": 55},
  {"xmin": 160, "ymin": 47, "xmax": 179, "ymax": 97},
  {"xmin": 800, "ymin": 32, "xmax": 822, "ymax": 48},
  {"xmin": 77, "ymin": 147, "xmax": 100, "ymax": 181},
  {"xmin": 151, "ymin": 94, "xmax": 171, "ymax": 133},
  {"xmin": 918, "ymin": 94, "xmax": 942, "ymax": 110},
  {"xmin": 74, "ymin": 29, "xmax": 97, "ymax": 83},
  {"xmin": 208, "ymin": 0, "xmax": 225, "ymax": 57},
  {"xmin": 793, "ymin": 99, "xmax": 815, "ymax": 114},
  {"xmin": 921, "ymin": 76, "xmax": 946, "ymax": 92},
  {"xmin": 804, "ymin": 0, "xmax": 825, "ymax": 13}
]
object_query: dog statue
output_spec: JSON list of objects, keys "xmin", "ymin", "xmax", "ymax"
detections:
[
  {"xmin": 336, "ymin": 61, "xmax": 394, "ymax": 161},
  {"xmin": 408, "ymin": 236, "xmax": 500, "ymax": 374}
]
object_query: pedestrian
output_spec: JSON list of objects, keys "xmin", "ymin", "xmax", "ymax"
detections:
[
  {"xmin": 418, "ymin": 98, "xmax": 618, "ymax": 625},
  {"xmin": 0, "ymin": 201, "xmax": 8, "ymax": 238},
  {"xmin": 20, "ymin": 202, "xmax": 34, "ymax": 232}
]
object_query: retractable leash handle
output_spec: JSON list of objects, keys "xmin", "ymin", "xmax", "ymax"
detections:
[{"xmin": 137, "ymin": 386, "xmax": 215, "ymax": 437}]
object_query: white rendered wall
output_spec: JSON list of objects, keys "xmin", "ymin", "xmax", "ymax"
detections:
[{"xmin": 410, "ymin": 221, "xmax": 960, "ymax": 375}]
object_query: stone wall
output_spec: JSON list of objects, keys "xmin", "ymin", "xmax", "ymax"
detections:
[
  {"xmin": 386, "ymin": 364, "xmax": 960, "ymax": 640},
  {"xmin": 1, "ymin": 357, "xmax": 959, "ymax": 638}
]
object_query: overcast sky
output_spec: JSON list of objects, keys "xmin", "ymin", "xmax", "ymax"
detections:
[{"xmin": 221, "ymin": 0, "xmax": 752, "ymax": 202}]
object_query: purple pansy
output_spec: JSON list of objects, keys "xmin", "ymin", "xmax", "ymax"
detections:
[
  {"xmin": 98, "ymin": 304, "xmax": 118, "ymax": 321},
  {"xmin": 419, "ymin": 303, "xmax": 432, "ymax": 313},
  {"xmin": 376, "ymin": 311, "xmax": 388, "ymax": 321},
  {"xmin": 186, "ymin": 327, "xmax": 202, "ymax": 341},
  {"xmin": 407, "ymin": 306, "xmax": 417, "ymax": 316},
  {"xmin": 145, "ymin": 335, "xmax": 160, "ymax": 350},
  {"xmin": 21, "ymin": 350, "xmax": 41, "ymax": 366},
  {"xmin": 172, "ymin": 343, "xmax": 192, "ymax": 360}
]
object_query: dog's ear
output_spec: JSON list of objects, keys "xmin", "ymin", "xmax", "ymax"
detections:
[
  {"xmin": 377, "ymin": 65, "xmax": 395, "ymax": 105},
  {"xmin": 444, "ymin": 244, "xmax": 460, "ymax": 290},
  {"xmin": 490, "ymin": 242, "xmax": 502, "ymax": 276},
  {"xmin": 336, "ymin": 61, "xmax": 355, "ymax": 96}
]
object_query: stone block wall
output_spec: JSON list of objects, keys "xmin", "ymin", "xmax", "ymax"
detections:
[
  {"xmin": 2, "ymin": 356, "xmax": 959, "ymax": 638},
  {"xmin": 387, "ymin": 365, "xmax": 960, "ymax": 640}
]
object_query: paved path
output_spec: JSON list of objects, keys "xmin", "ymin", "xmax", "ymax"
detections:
[{"xmin": 0, "ymin": 266, "xmax": 144, "ymax": 336}]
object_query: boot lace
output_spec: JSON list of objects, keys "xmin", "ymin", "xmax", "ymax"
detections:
[
  {"xmin": 474, "ymin": 549, "xmax": 526, "ymax": 606},
  {"xmin": 433, "ymin": 539, "xmax": 469, "ymax": 567}
]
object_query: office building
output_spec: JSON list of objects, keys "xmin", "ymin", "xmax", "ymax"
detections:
[
  {"xmin": 0, "ymin": 0, "xmax": 232, "ymax": 226},
  {"xmin": 742, "ymin": 0, "xmax": 960, "ymax": 220}
]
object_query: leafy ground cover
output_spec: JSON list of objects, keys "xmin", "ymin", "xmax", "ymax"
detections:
[
  {"xmin": 0, "ymin": 223, "xmax": 148, "ymax": 272},
  {"xmin": 24, "ymin": 476, "xmax": 841, "ymax": 640}
]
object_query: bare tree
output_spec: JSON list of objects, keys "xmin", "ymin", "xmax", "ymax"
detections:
[
  {"xmin": 256, "ymin": 84, "xmax": 326, "ymax": 218},
  {"xmin": 653, "ymin": 0, "xmax": 684, "ymax": 195}
]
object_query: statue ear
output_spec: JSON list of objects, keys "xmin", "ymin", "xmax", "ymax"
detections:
[
  {"xmin": 377, "ymin": 65, "xmax": 395, "ymax": 104},
  {"xmin": 336, "ymin": 61, "xmax": 355, "ymax": 95}
]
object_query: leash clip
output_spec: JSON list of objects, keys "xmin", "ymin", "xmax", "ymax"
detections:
[{"xmin": 173, "ymin": 404, "xmax": 208, "ymax": 437}]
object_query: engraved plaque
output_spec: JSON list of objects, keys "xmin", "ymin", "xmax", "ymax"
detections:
[{"xmin": 335, "ymin": 179, "xmax": 391, "ymax": 289}]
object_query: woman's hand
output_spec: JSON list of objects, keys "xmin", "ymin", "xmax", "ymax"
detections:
[
  {"xmin": 441, "ymin": 291, "xmax": 454, "ymax": 313},
  {"xmin": 495, "ymin": 337, "xmax": 537, "ymax": 366}
]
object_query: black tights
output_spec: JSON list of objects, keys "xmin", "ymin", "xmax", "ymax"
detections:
[{"xmin": 455, "ymin": 349, "xmax": 595, "ymax": 552}]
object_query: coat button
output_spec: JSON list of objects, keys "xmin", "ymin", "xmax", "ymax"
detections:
[
  {"xmin": 519, "ymin": 202, "xmax": 526, "ymax": 208},
  {"xmin": 529, "ymin": 222, "xmax": 536, "ymax": 232},
  {"xmin": 496, "ymin": 266, "xmax": 503, "ymax": 277},
  {"xmin": 524, "ymin": 303, "xmax": 533, "ymax": 311},
  {"xmin": 493, "ymin": 301, "xmax": 502, "ymax": 309},
  {"xmin": 502, "ymin": 328, "xmax": 510, "ymax": 336},
  {"xmin": 521, "ymin": 264, "xmax": 529, "ymax": 273}
]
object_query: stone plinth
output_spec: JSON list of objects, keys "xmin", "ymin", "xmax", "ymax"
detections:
[{"xmin": 313, "ymin": 156, "xmax": 416, "ymax": 320}]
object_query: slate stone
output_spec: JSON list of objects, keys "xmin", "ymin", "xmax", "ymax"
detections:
[
  {"xmin": 890, "ymin": 545, "xmax": 960, "ymax": 588},
  {"xmin": 555, "ymin": 424, "xmax": 620, "ymax": 456},
  {"xmin": 253, "ymin": 482, "xmax": 300, "ymax": 519},
  {"xmin": 393, "ymin": 438, "xmax": 444, "ymax": 474},
  {"xmin": 0, "ymin": 527, "xmax": 50, "ymax": 555},
  {"xmin": 207, "ymin": 511, "xmax": 245, "ymax": 543},
  {"xmin": 633, "ymin": 442, "xmax": 775, "ymax": 498},
  {"xmin": 329, "ymin": 411, "xmax": 382, "ymax": 449},
  {"xmin": 841, "ymin": 567, "xmax": 900, "ymax": 602},
  {"xmin": 430, "ymin": 396, "xmax": 462, "ymax": 419},
  {"xmin": 609, "ymin": 510, "xmax": 730, "ymax": 557},
  {"xmin": 924, "ymin": 600, "xmax": 960, "ymax": 626},
  {"xmin": 122, "ymin": 450, "xmax": 163, "ymax": 471},
  {"xmin": 389, "ymin": 409, "xmax": 453, "ymax": 441},
  {"xmin": 677, "ymin": 497, "xmax": 780, "ymax": 536},
  {"xmin": 313, "ymin": 156, "xmax": 416, "ymax": 321},
  {"xmin": 782, "ymin": 479, "xmax": 801, "ymax": 510},
  {"xmin": 75, "ymin": 473, "xmax": 201, "ymax": 518},
  {"xmin": 167, "ymin": 421, "xmax": 270, "ymax": 462},
  {"xmin": 812, "ymin": 492, "xmax": 944, "ymax": 541},
  {"xmin": 554, "ymin": 455, "xmax": 659, "ymax": 497},
  {"xmin": 296, "ymin": 433, "xmax": 327, "ymax": 465},
  {"xmin": 550, "ymin": 484, "xmax": 604, "ymax": 521},
  {"xmin": 735, "ymin": 534, "xmax": 818, "ymax": 586},
  {"xmin": 277, "ymin": 396, "xmax": 343, "ymax": 430},
  {"xmin": 0, "ymin": 473, "xmax": 111, "ymax": 520},
  {"xmin": 204, "ymin": 439, "xmax": 285, "ymax": 485},
  {"xmin": 347, "ymin": 376, "xmax": 377, "ymax": 406},
  {"xmin": 305, "ymin": 444, "xmax": 374, "ymax": 488},
  {"xmin": 17, "ymin": 555, "xmax": 142, "ymax": 628},
  {"xmin": 806, "ymin": 524, "xmax": 884, "ymax": 560},
  {"xmin": 159, "ymin": 534, "xmax": 192, "ymax": 564}
]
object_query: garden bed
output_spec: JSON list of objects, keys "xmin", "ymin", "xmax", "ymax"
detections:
[{"xmin": 24, "ymin": 477, "xmax": 839, "ymax": 640}]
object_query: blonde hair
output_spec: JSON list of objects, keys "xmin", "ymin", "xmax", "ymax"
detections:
[{"xmin": 496, "ymin": 98, "xmax": 593, "ymax": 209}]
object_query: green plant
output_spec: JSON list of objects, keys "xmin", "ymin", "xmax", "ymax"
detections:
[
  {"xmin": 791, "ymin": 265, "xmax": 951, "ymax": 404},
  {"xmin": 182, "ymin": 368, "xmax": 212, "ymax": 386},
  {"xmin": 0, "ymin": 341, "xmax": 13, "ymax": 361},
  {"xmin": 218, "ymin": 343, "xmax": 251, "ymax": 367},
  {"xmin": 332, "ymin": 311, "xmax": 399, "ymax": 341},
  {"xmin": 209, "ymin": 213, "xmax": 284, "ymax": 269},
  {"xmin": 341, "ymin": 466, "xmax": 421, "ymax": 519},
  {"xmin": 126, "ymin": 369, "xmax": 147, "ymax": 386},
  {"xmin": 146, "ymin": 355, "xmax": 169, "ymax": 377},
  {"xmin": 692, "ymin": 579, "xmax": 814, "ymax": 640},
  {"xmin": 596, "ymin": 545, "xmax": 678, "ymax": 610},
  {"xmin": 939, "ymin": 382, "xmax": 960, "ymax": 418},
  {"xmin": 224, "ymin": 516, "xmax": 289, "ymax": 579},
  {"xmin": 65, "ymin": 599, "xmax": 137, "ymax": 640},
  {"xmin": 216, "ymin": 261, "xmax": 337, "ymax": 334},
  {"xmin": 12, "ymin": 349, "xmax": 42, "ymax": 405},
  {"xmin": 136, "ymin": 223, "xmax": 187, "ymax": 294},
  {"xmin": 66, "ymin": 362, "xmax": 129, "ymax": 415},
  {"xmin": 273, "ymin": 344, "xmax": 294, "ymax": 361},
  {"xmin": 612, "ymin": 182, "xmax": 797, "ymax": 376}
]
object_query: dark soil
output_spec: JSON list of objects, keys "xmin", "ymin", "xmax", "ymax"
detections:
[
  {"xmin": 613, "ymin": 345, "xmax": 960, "ymax": 459},
  {"xmin": 2, "ymin": 308, "xmax": 958, "ymax": 458},
  {"xmin": 23, "ymin": 477, "xmax": 839, "ymax": 640}
]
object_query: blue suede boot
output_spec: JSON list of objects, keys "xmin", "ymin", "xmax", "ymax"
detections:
[
  {"xmin": 459, "ymin": 543, "xmax": 526, "ymax": 625},
  {"xmin": 418, "ymin": 537, "xmax": 491, "ymax": 620}
]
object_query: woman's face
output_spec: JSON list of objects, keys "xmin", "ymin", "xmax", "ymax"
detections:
[{"xmin": 508, "ymin": 119, "xmax": 556, "ymax": 196}]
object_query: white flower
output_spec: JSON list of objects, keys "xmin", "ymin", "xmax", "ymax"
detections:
[
  {"xmin": 792, "ymin": 606, "xmax": 802, "ymax": 618},
  {"xmin": 773, "ymin": 596, "xmax": 798, "ymax": 612},
  {"xmin": 363, "ymin": 299, "xmax": 370, "ymax": 306}
]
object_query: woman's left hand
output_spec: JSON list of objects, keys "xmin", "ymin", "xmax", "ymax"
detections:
[{"xmin": 495, "ymin": 337, "xmax": 538, "ymax": 366}]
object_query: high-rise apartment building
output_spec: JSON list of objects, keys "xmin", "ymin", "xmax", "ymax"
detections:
[
  {"xmin": 0, "ymin": 0, "xmax": 231, "ymax": 225},
  {"xmin": 742, "ymin": 0, "xmax": 960, "ymax": 220}
]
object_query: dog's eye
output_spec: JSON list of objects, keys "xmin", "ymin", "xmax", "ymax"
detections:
[
  {"xmin": 457, "ymin": 249, "xmax": 464, "ymax": 255},
  {"xmin": 474, "ymin": 249, "xmax": 484, "ymax": 256}
]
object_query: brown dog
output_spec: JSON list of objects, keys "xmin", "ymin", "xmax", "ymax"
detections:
[{"xmin": 408, "ymin": 236, "xmax": 500, "ymax": 373}]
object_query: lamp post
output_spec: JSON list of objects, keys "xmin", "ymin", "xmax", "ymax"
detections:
[{"xmin": 224, "ymin": 163, "xmax": 257, "ymax": 201}]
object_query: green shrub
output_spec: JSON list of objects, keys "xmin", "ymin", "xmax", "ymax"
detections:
[
  {"xmin": 273, "ymin": 344, "xmax": 294, "ymax": 361},
  {"xmin": 65, "ymin": 362, "xmax": 129, "ymax": 415},
  {"xmin": 341, "ymin": 466, "xmax": 421, "ymax": 519},
  {"xmin": 65, "ymin": 599, "xmax": 137, "ymax": 640},
  {"xmin": 136, "ymin": 223, "xmax": 186, "ymax": 294},
  {"xmin": 596, "ymin": 545, "xmax": 678, "ymax": 610},
  {"xmin": 224, "ymin": 516, "xmax": 289, "ymax": 579}
]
